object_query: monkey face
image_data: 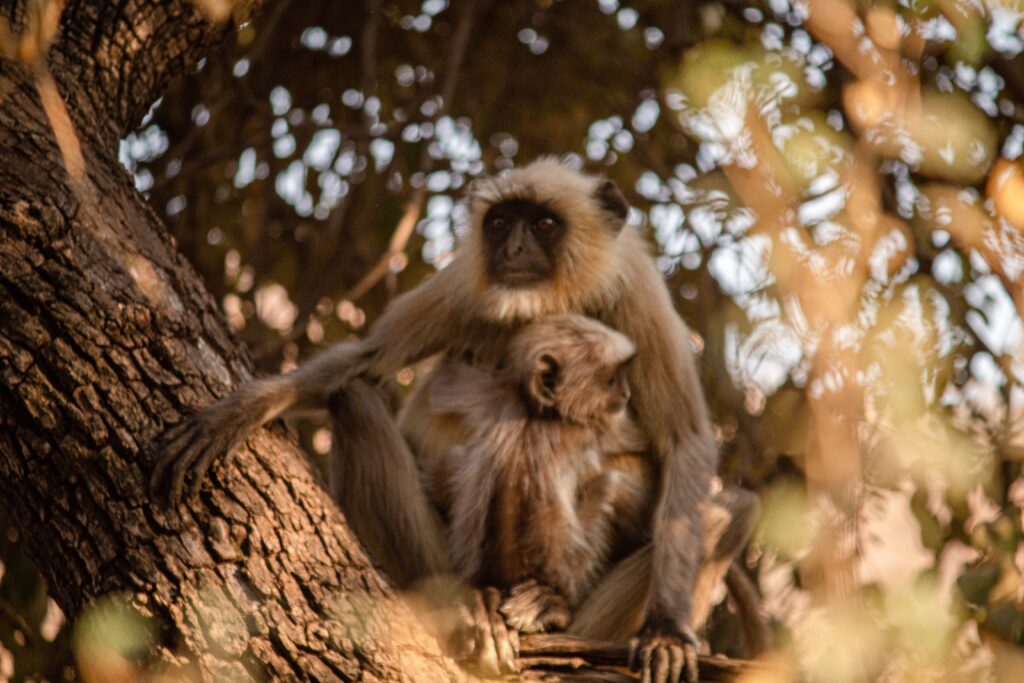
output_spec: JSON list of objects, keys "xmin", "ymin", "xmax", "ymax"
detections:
[
  {"xmin": 482, "ymin": 200, "xmax": 566, "ymax": 287},
  {"xmin": 512, "ymin": 314, "xmax": 637, "ymax": 423},
  {"xmin": 553, "ymin": 361, "xmax": 632, "ymax": 423},
  {"xmin": 544, "ymin": 357, "xmax": 635, "ymax": 423},
  {"xmin": 602, "ymin": 362, "xmax": 632, "ymax": 415},
  {"xmin": 462, "ymin": 159, "xmax": 635, "ymax": 322}
]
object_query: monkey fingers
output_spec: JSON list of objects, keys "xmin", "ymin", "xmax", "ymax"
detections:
[
  {"xmin": 149, "ymin": 418, "xmax": 205, "ymax": 501},
  {"xmin": 538, "ymin": 600, "xmax": 572, "ymax": 632},
  {"xmin": 167, "ymin": 430, "xmax": 215, "ymax": 504},
  {"xmin": 468, "ymin": 589, "xmax": 500, "ymax": 676},
  {"xmin": 149, "ymin": 412, "xmax": 240, "ymax": 505},
  {"xmin": 500, "ymin": 580, "xmax": 571, "ymax": 633},
  {"xmin": 166, "ymin": 419, "xmax": 235, "ymax": 504},
  {"xmin": 500, "ymin": 580, "xmax": 544, "ymax": 632},
  {"xmin": 465, "ymin": 587, "xmax": 519, "ymax": 677},
  {"xmin": 185, "ymin": 422, "xmax": 249, "ymax": 497},
  {"xmin": 484, "ymin": 587, "xmax": 519, "ymax": 673},
  {"xmin": 445, "ymin": 603, "xmax": 477, "ymax": 662},
  {"xmin": 682, "ymin": 641, "xmax": 697, "ymax": 683},
  {"xmin": 629, "ymin": 631, "xmax": 698, "ymax": 683}
]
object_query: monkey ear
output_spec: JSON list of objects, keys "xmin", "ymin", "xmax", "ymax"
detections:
[
  {"xmin": 595, "ymin": 179, "xmax": 629, "ymax": 231},
  {"xmin": 532, "ymin": 353, "xmax": 561, "ymax": 408}
]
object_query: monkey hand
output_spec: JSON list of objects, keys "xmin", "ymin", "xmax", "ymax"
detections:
[
  {"xmin": 149, "ymin": 396, "xmax": 259, "ymax": 505},
  {"xmin": 499, "ymin": 580, "xmax": 571, "ymax": 634},
  {"xmin": 451, "ymin": 586, "xmax": 520, "ymax": 677},
  {"xmin": 629, "ymin": 622, "xmax": 700, "ymax": 683}
]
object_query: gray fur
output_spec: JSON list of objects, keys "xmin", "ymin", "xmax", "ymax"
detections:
[{"xmin": 150, "ymin": 159, "xmax": 753, "ymax": 683}]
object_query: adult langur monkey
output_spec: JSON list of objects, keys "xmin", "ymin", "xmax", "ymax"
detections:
[{"xmin": 152, "ymin": 157, "xmax": 753, "ymax": 683}]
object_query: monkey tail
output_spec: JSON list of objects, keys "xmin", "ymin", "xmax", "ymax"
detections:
[{"xmin": 725, "ymin": 562, "xmax": 772, "ymax": 656}]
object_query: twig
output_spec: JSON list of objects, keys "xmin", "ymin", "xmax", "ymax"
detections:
[
  {"xmin": 155, "ymin": 0, "xmax": 291, "ymax": 183},
  {"xmin": 518, "ymin": 634, "xmax": 766, "ymax": 682},
  {"xmin": 439, "ymin": 0, "xmax": 480, "ymax": 108},
  {"xmin": 251, "ymin": 0, "xmax": 488, "ymax": 364},
  {"xmin": 343, "ymin": 193, "xmax": 426, "ymax": 302},
  {"xmin": 360, "ymin": 0, "xmax": 382, "ymax": 97},
  {"xmin": 308, "ymin": 0, "xmax": 486, "ymax": 308}
]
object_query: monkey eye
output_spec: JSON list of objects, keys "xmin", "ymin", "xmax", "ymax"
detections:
[
  {"xmin": 536, "ymin": 217, "xmax": 557, "ymax": 231},
  {"xmin": 489, "ymin": 217, "xmax": 507, "ymax": 231}
]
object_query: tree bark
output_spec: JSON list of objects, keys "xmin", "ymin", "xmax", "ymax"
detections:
[
  {"xmin": 0, "ymin": 3, "xmax": 764, "ymax": 681},
  {"xmin": 0, "ymin": 0, "xmax": 462, "ymax": 679}
]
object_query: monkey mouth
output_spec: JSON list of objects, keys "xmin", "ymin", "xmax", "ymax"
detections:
[{"xmin": 494, "ymin": 268, "xmax": 547, "ymax": 287}]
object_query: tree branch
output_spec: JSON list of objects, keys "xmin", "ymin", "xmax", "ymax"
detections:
[
  {"xmin": 0, "ymin": 1, "xmax": 465, "ymax": 679},
  {"xmin": 519, "ymin": 634, "xmax": 763, "ymax": 682},
  {"xmin": 50, "ymin": 0, "xmax": 273, "ymax": 143}
]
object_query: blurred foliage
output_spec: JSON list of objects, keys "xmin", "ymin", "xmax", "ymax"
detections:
[
  {"xmin": 5, "ymin": 0, "xmax": 1024, "ymax": 680},
  {"xmin": 0, "ymin": 511, "xmax": 72, "ymax": 681}
]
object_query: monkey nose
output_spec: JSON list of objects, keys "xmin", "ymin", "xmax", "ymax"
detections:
[{"xmin": 504, "ymin": 226, "xmax": 526, "ymax": 257}]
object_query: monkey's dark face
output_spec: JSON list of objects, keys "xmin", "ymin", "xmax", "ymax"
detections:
[{"xmin": 482, "ymin": 200, "xmax": 566, "ymax": 287}]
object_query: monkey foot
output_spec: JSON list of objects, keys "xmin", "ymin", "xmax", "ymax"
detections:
[
  {"xmin": 499, "ymin": 580, "xmax": 571, "ymax": 634},
  {"xmin": 453, "ymin": 586, "xmax": 520, "ymax": 677},
  {"xmin": 148, "ymin": 402, "xmax": 253, "ymax": 505},
  {"xmin": 629, "ymin": 625, "xmax": 700, "ymax": 683}
]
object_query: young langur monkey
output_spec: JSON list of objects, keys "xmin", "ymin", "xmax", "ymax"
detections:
[
  {"xmin": 421, "ymin": 315, "xmax": 766, "ymax": 670},
  {"xmin": 429, "ymin": 314, "xmax": 647, "ymax": 623},
  {"xmin": 152, "ymin": 158, "xmax": 761, "ymax": 683}
]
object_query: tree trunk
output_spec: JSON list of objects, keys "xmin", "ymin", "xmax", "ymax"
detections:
[{"xmin": 0, "ymin": 0, "xmax": 462, "ymax": 679}]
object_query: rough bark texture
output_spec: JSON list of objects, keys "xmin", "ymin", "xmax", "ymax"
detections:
[{"xmin": 0, "ymin": 0, "xmax": 462, "ymax": 679}]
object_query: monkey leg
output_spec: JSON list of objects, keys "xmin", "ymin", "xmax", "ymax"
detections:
[
  {"xmin": 568, "ymin": 487, "xmax": 761, "ymax": 644},
  {"xmin": 452, "ymin": 586, "xmax": 521, "ymax": 677},
  {"xmin": 329, "ymin": 381, "xmax": 526, "ymax": 673},
  {"xmin": 327, "ymin": 379, "xmax": 451, "ymax": 588},
  {"xmin": 690, "ymin": 487, "xmax": 759, "ymax": 629}
]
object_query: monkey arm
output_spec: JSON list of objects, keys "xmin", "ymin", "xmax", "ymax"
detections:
[
  {"xmin": 609, "ymin": 247, "xmax": 716, "ymax": 683},
  {"xmin": 150, "ymin": 264, "xmax": 464, "ymax": 504},
  {"xmin": 446, "ymin": 441, "xmax": 494, "ymax": 580},
  {"xmin": 446, "ymin": 436, "xmax": 533, "ymax": 677},
  {"xmin": 337, "ymin": 263, "xmax": 466, "ymax": 383},
  {"xmin": 426, "ymin": 362, "xmax": 510, "ymax": 419},
  {"xmin": 598, "ymin": 453, "xmax": 656, "ymax": 546}
]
